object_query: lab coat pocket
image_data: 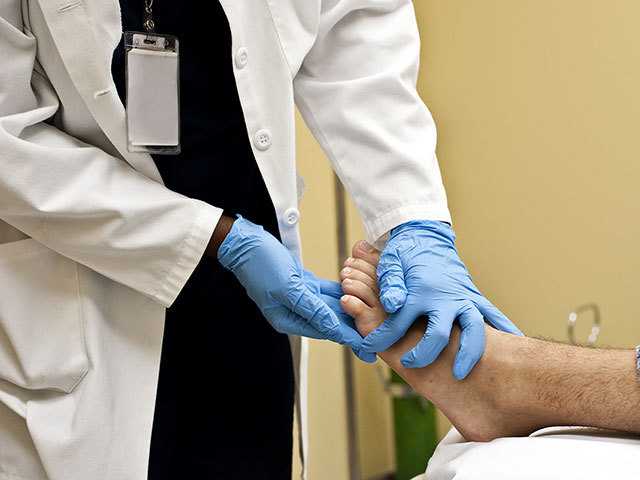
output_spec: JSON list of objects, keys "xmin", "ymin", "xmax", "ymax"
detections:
[{"xmin": 0, "ymin": 239, "xmax": 89, "ymax": 394}]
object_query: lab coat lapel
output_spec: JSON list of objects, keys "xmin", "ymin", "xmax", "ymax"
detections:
[{"xmin": 36, "ymin": 0, "xmax": 163, "ymax": 183}]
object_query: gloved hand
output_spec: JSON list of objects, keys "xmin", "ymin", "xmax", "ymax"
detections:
[
  {"xmin": 361, "ymin": 220, "xmax": 522, "ymax": 379},
  {"xmin": 217, "ymin": 216, "xmax": 363, "ymax": 350},
  {"xmin": 303, "ymin": 269, "xmax": 377, "ymax": 363}
]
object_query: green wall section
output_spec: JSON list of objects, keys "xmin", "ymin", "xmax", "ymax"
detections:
[{"xmin": 392, "ymin": 372, "xmax": 438, "ymax": 480}]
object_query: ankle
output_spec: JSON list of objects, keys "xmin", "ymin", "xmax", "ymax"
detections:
[
  {"xmin": 483, "ymin": 330, "xmax": 558, "ymax": 432},
  {"xmin": 480, "ymin": 329, "xmax": 524, "ymax": 411}
]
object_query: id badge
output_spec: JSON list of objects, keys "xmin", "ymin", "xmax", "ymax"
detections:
[{"xmin": 124, "ymin": 31, "xmax": 180, "ymax": 155}]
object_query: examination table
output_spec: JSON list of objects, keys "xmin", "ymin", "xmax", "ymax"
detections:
[{"xmin": 415, "ymin": 426, "xmax": 640, "ymax": 479}]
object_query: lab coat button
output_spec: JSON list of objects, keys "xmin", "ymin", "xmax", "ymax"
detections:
[
  {"xmin": 284, "ymin": 208, "xmax": 300, "ymax": 226},
  {"xmin": 254, "ymin": 129, "xmax": 272, "ymax": 151},
  {"xmin": 235, "ymin": 47, "xmax": 249, "ymax": 69}
]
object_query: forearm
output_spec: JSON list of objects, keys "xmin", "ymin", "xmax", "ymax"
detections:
[
  {"xmin": 514, "ymin": 338, "xmax": 640, "ymax": 433},
  {"xmin": 293, "ymin": 0, "xmax": 450, "ymax": 246},
  {"xmin": 1, "ymin": 7, "xmax": 228, "ymax": 308}
]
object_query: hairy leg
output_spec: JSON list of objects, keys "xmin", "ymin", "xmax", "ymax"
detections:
[{"xmin": 340, "ymin": 241, "xmax": 640, "ymax": 441}]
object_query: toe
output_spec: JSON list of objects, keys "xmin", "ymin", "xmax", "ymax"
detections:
[
  {"xmin": 342, "ymin": 278, "xmax": 378, "ymax": 308},
  {"xmin": 352, "ymin": 240, "xmax": 380, "ymax": 266},
  {"xmin": 341, "ymin": 295, "xmax": 380, "ymax": 337}
]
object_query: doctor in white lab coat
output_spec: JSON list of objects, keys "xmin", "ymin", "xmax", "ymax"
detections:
[{"xmin": 0, "ymin": 1, "xmax": 521, "ymax": 479}]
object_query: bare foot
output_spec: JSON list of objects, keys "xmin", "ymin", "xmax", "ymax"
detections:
[{"xmin": 339, "ymin": 241, "xmax": 545, "ymax": 442}]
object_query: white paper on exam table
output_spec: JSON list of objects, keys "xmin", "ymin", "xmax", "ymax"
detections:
[{"xmin": 416, "ymin": 426, "xmax": 640, "ymax": 480}]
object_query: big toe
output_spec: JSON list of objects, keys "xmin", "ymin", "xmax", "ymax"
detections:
[
  {"xmin": 352, "ymin": 240, "xmax": 380, "ymax": 265},
  {"xmin": 341, "ymin": 295, "xmax": 381, "ymax": 337}
]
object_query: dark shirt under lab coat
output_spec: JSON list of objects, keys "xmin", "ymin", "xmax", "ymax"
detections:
[{"xmin": 112, "ymin": 2, "xmax": 294, "ymax": 478}]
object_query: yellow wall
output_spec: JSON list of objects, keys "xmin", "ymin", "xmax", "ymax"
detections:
[
  {"xmin": 414, "ymin": 0, "xmax": 640, "ymax": 346},
  {"xmin": 294, "ymin": 1, "xmax": 640, "ymax": 478},
  {"xmin": 294, "ymin": 110, "xmax": 351, "ymax": 480}
]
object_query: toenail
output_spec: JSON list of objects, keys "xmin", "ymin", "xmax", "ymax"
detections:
[
  {"xmin": 345, "ymin": 257, "xmax": 354, "ymax": 265},
  {"xmin": 342, "ymin": 278, "xmax": 352, "ymax": 286},
  {"xmin": 359, "ymin": 240, "xmax": 375, "ymax": 252},
  {"xmin": 342, "ymin": 267, "xmax": 352, "ymax": 275}
]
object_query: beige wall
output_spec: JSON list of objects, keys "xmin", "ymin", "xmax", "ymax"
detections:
[
  {"xmin": 293, "ymin": 119, "xmax": 397, "ymax": 480},
  {"xmin": 294, "ymin": 1, "xmax": 640, "ymax": 478},
  {"xmin": 414, "ymin": 0, "xmax": 640, "ymax": 346},
  {"xmin": 293, "ymin": 110, "xmax": 351, "ymax": 480}
]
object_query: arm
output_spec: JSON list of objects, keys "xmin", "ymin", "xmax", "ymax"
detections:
[
  {"xmin": 292, "ymin": 0, "xmax": 520, "ymax": 374},
  {"xmin": 0, "ymin": 3, "xmax": 221, "ymax": 307},
  {"xmin": 1, "ymin": 4, "xmax": 364, "ymax": 347},
  {"xmin": 293, "ymin": 0, "xmax": 451, "ymax": 245}
]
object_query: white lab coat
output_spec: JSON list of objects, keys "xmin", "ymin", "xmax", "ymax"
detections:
[{"xmin": 0, "ymin": 1, "xmax": 450, "ymax": 479}]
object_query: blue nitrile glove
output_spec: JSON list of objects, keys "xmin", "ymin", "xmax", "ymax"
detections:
[
  {"xmin": 303, "ymin": 269, "xmax": 377, "ymax": 363},
  {"xmin": 361, "ymin": 220, "xmax": 522, "ymax": 379},
  {"xmin": 217, "ymin": 216, "xmax": 363, "ymax": 350}
]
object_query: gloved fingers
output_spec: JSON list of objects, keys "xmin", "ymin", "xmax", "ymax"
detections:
[
  {"xmin": 360, "ymin": 321, "xmax": 400, "ymax": 355},
  {"xmin": 400, "ymin": 309, "xmax": 455, "ymax": 368},
  {"xmin": 291, "ymin": 253, "xmax": 304, "ymax": 270},
  {"xmin": 287, "ymin": 284, "xmax": 367, "ymax": 352},
  {"xmin": 322, "ymin": 293, "xmax": 363, "ymax": 328},
  {"xmin": 377, "ymin": 245, "xmax": 407, "ymax": 313},
  {"xmin": 334, "ymin": 320, "xmax": 365, "ymax": 350},
  {"xmin": 320, "ymin": 293, "xmax": 348, "ymax": 318},
  {"xmin": 285, "ymin": 283, "xmax": 344, "ymax": 342},
  {"xmin": 316, "ymin": 277, "xmax": 344, "ymax": 300},
  {"xmin": 267, "ymin": 300, "xmax": 364, "ymax": 354},
  {"xmin": 461, "ymin": 276, "xmax": 483, "ymax": 297},
  {"xmin": 302, "ymin": 268, "xmax": 318, "ymax": 283},
  {"xmin": 452, "ymin": 304, "xmax": 486, "ymax": 380},
  {"xmin": 360, "ymin": 302, "xmax": 419, "ymax": 354},
  {"xmin": 341, "ymin": 278, "xmax": 379, "ymax": 309},
  {"xmin": 476, "ymin": 298, "xmax": 523, "ymax": 336},
  {"xmin": 264, "ymin": 305, "xmax": 326, "ymax": 339},
  {"xmin": 340, "ymin": 265, "xmax": 378, "ymax": 294},
  {"xmin": 354, "ymin": 349, "xmax": 377, "ymax": 363}
]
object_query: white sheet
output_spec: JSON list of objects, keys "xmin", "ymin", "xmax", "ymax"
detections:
[{"xmin": 415, "ymin": 426, "xmax": 640, "ymax": 480}]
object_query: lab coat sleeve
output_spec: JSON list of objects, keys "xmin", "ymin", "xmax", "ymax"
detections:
[
  {"xmin": 293, "ymin": 0, "xmax": 451, "ymax": 247},
  {"xmin": 0, "ymin": 8, "xmax": 221, "ymax": 308}
]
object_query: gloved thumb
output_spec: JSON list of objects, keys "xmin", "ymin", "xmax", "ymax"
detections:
[
  {"xmin": 377, "ymin": 245, "xmax": 407, "ymax": 313},
  {"xmin": 286, "ymin": 283, "xmax": 344, "ymax": 342}
]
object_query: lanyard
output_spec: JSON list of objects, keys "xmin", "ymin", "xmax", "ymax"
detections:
[{"xmin": 143, "ymin": 0, "xmax": 156, "ymax": 32}]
